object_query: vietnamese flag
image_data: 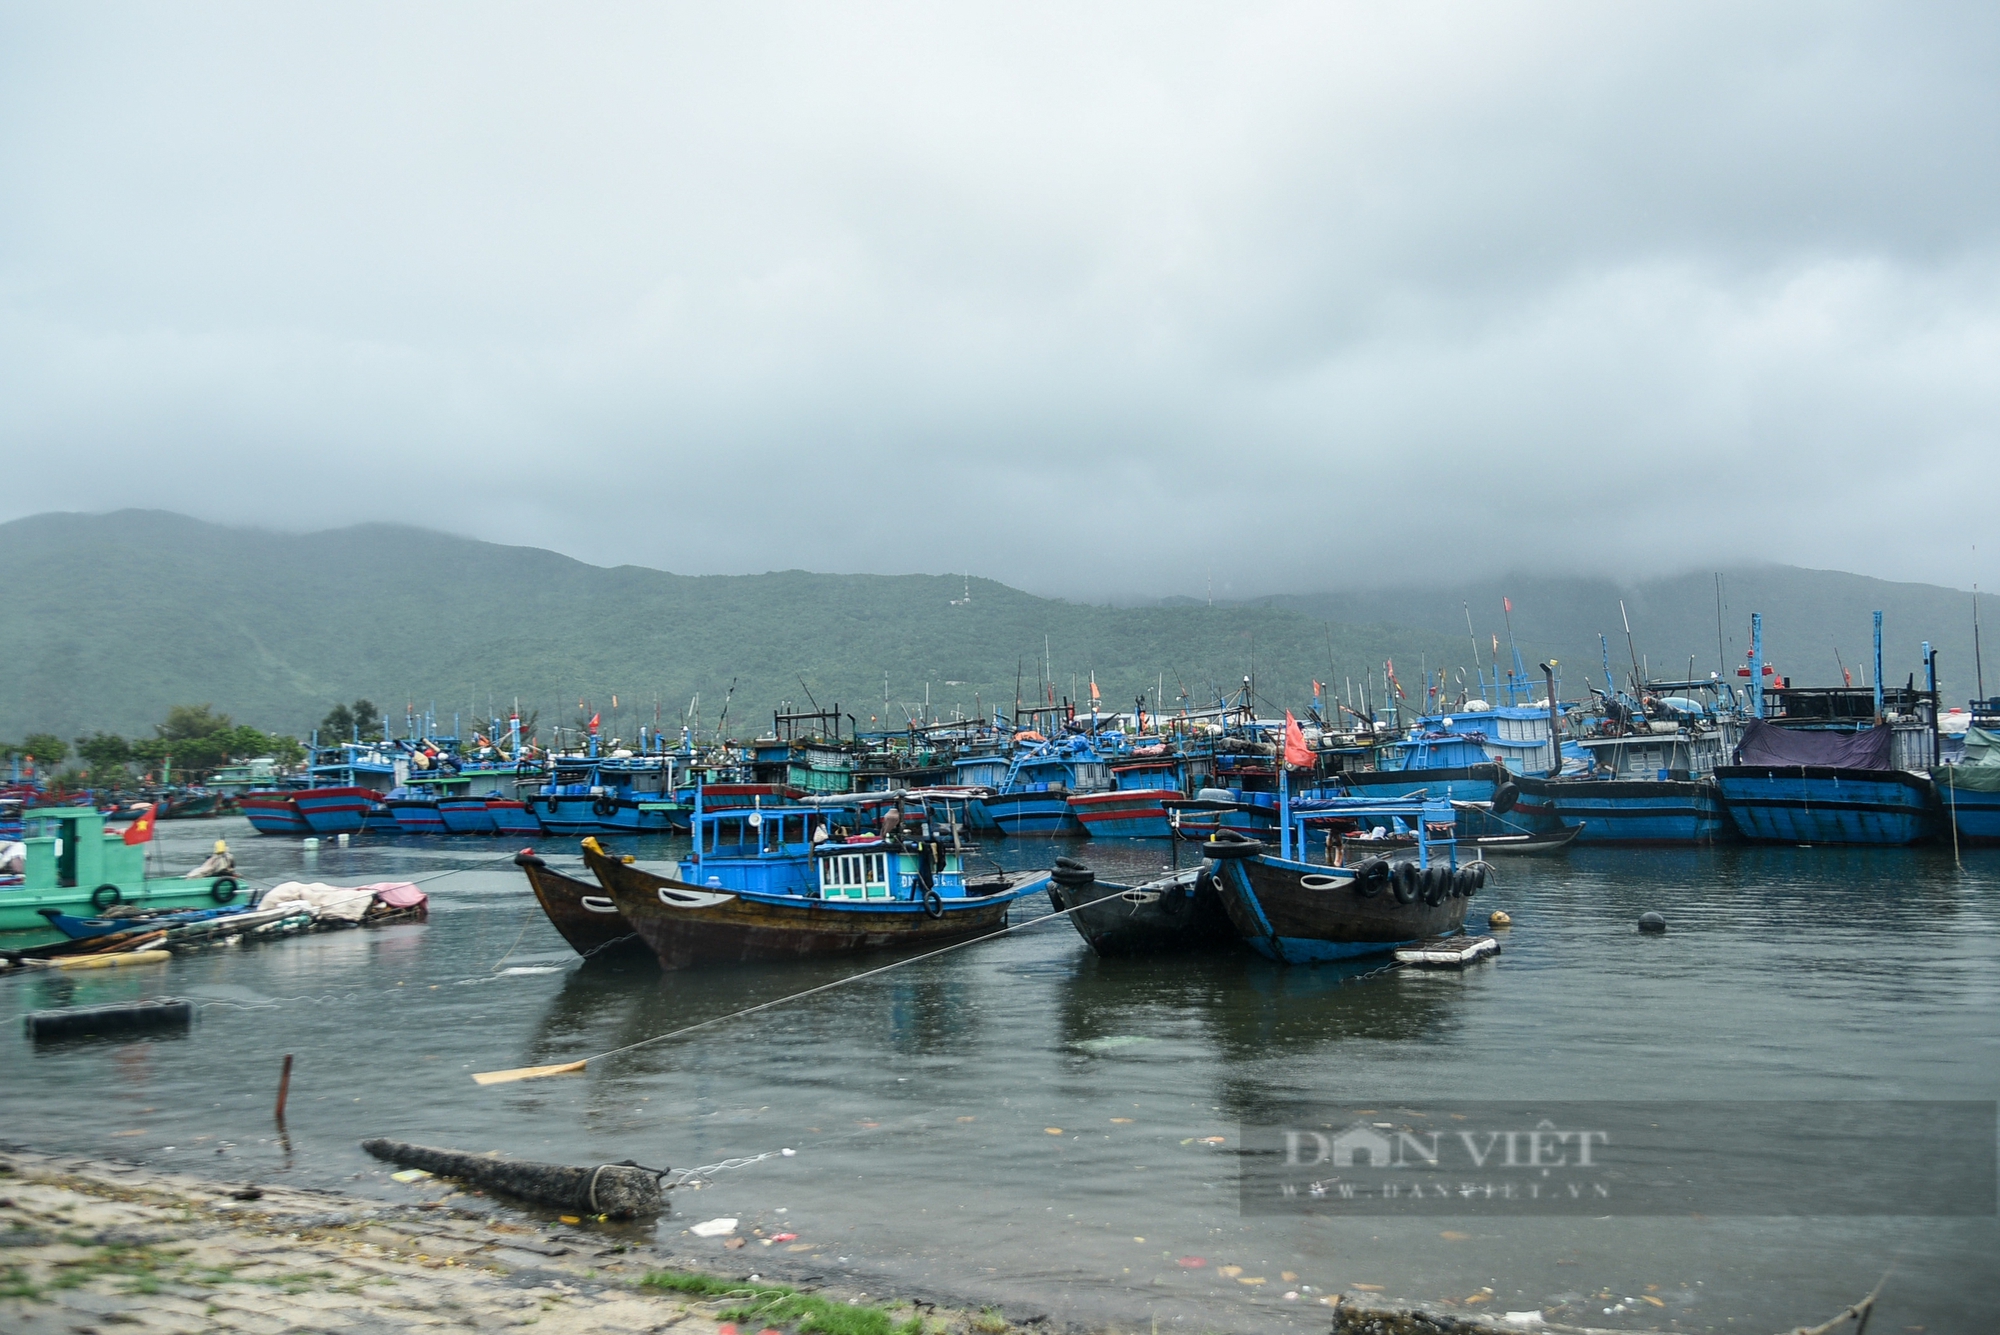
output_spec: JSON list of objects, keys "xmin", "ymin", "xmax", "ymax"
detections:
[
  {"xmin": 1282, "ymin": 711, "xmax": 1313, "ymax": 769},
  {"xmin": 122, "ymin": 803, "xmax": 159, "ymax": 845},
  {"xmin": 588, "ymin": 713, "xmax": 601, "ymax": 732}
]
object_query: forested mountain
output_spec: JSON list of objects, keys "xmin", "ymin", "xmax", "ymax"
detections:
[
  {"xmin": 0, "ymin": 511, "xmax": 1458, "ymax": 743},
  {"xmin": 6, "ymin": 511, "xmax": 1985, "ymax": 748}
]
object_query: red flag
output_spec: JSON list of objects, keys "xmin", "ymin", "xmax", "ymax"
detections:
[
  {"xmin": 122, "ymin": 804, "xmax": 159, "ymax": 845},
  {"xmin": 1283, "ymin": 711, "xmax": 1313, "ymax": 769},
  {"xmin": 588, "ymin": 713, "xmax": 601, "ymax": 732},
  {"xmin": 1503, "ymin": 596, "xmax": 1513, "ymax": 613}
]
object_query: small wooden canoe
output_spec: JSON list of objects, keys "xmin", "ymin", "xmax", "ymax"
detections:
[{"xmin": 513, "ymin": 850, "xmax": 641, "ymax": 957}]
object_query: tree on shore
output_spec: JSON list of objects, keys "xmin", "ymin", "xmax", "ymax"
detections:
[{"xmin": 319, "ymin": 699, "xmax": 384, "ymax": 743}]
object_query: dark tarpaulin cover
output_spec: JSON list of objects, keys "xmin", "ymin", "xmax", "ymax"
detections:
[{"xmin": 1735, "ymin": 718, "xmax": 1894, "ymax": 770}]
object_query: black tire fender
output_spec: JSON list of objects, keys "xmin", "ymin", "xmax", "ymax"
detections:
[
  {"xmin": 1391, "ymin": 862, "xmax": 1419, "ymax": 904},
  {"xmin": 1350, "ymin": 858, "xmax": 1388, "ymax": 898},
  {"xmin": 592, "ymin": 795, "xmax": 617, "ymax": 819},
  {"xmin": 1491, "ymin": 782, "xmax": 1520, "ymax": 815},
  {"xmin": 91, "ymin": 884, "xmax": 122, "ymax": 912},
  {"xmin": 210, "ymin": 877, "xmax": 239, "ymax": 905},
  {"xmin": 1423, "ymin": 866, "xmax": 1451, "ymax": 906},
  {"xmin": 1202, "ymin": 829, "xmax": 1264, "ymax": 859},
  {"xmin": 922, "ymin": 888, "xmax": 945, "ymax": 919}
]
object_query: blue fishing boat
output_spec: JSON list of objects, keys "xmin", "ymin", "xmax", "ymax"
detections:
[
  {"xmin": 39, "ymin": 902, "xmax": 255, "ymax": 940},
  {"xmin": 1509, "ymin": 678, "xmax": 1740, "ymax": 844},
  {"xmin": 1206, "ymin": 792, "xmax": 1478, "ymax": 964},
  {"xmin": 532, "ymin": 751, "xmax": 690, "ymax": 835},
  {"xmin": 1936, "ymin": 723, "xmax": 2000, "ymax": 844},
  {"xmin": 986, "ymin": 733, "xmax": 1110, "ymax": 837},
  {"xmin": 1714, "ymin": 614, "xmax": 1943, "ymax": 846}
]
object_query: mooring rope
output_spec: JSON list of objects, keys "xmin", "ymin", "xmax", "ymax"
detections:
[{"xmin": 541, "ymin": 895, "xmax": 1099, "ymax": 1076}]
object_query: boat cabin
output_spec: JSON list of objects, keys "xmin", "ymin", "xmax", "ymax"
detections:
[{"xmin": 17, "ymin": 807, "xmax": 148, "ymax": 892}]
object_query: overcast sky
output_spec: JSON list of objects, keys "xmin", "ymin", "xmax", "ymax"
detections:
[{"xmin": 3, "ymin": 4, "xmax": 1995, "ymax": 600}]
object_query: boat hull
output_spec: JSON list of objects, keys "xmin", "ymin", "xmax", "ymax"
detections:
[
  {"xmin": 0, "ymin": 876, "xmax": 241, "ymax": 935},
  {"xmin": 1066, "ymin": 789, "xmax": 1176, "ymax": 839},
  {"xmin": 488, "ymin": 799, "xmax": 544, "ymax": 837},
  {"xmin": 1046, "ymin": 866, "xmax": 1233, "ymax": 956},
  {"xmin": 1714, "ymin": 766, "xmax": 1938, "ymax": 845},
  {"xmin": 389, "ymin": 799, "xmax": 448, "ymax": 835},
  {"xmin": 437, "ymin": 797, "xmax": 498, "ymax": 835},
  {"xmin": 293, "ymin": 787, "xmax": 379, "ymax": 835},
  {"xmin": 534, "ymin": 793, "xmax": 687, "ymax": 835},
  {"xmin": 241, "ymin": 794, "xmax": 311, "ymax": 836},
  {"xmin": 988, "ymin": 791, "xmax": 1084, "ymax": 837},
  {"xmin": 514, "ymin": 851, "xmax": 640, "ymax": 956},
  {"xmin": 1509, "ymin": 776, "xmax": 1728, "ymax": 844},
  {"xmin": 587, "ymin": 843, "xmax": 1048, "ymax": 969},
  {"xmin": 1213, "ymin": 853, "xmax": 1470, "ymax": 964}
]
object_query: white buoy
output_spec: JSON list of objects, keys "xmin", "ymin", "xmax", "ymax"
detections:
[
  {"xmin": 337, "ymin": 832, "xmax": 350, "ymax": 847},
  {"xmin": 303, "ymin": 837, "xmax": 319, "ymax": 851}
]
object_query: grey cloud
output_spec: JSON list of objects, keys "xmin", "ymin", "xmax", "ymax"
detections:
[{"xmin": 2, "ymin": 3, "xmax": 1995, "ymax": 598}]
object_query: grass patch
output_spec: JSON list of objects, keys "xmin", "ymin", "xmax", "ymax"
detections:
[
  {"xmin": 1, "ymin": 1263, "xmax": 39, "ymax": 1300},
  {"xmin": 48, "ymin": 1243, "xmax": 184, "ymax": 1295},
  {"xmin": 640, "ymin": 1269, "xmax": 926, "ymax": 1335}
]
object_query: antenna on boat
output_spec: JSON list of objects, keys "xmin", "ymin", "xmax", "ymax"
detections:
[
  {"xmin": 1975, "ymin": 572, "xmax": 1985, "ymax": 702},
  {"xmin": 1714, "ymin": 573, "xmax": 1727, "ymax": 681},
  {"xmin": 1620, "ymin": 599, "xmax": 1643, "ymax": 693}
]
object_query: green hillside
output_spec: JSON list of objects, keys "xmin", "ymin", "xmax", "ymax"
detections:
[
  {"xmin": 1255, "ymin": 567, "xmax": 1991, "ymax": 706},
  {"xmin": 1, "ymin": 511, "xmax": 1464, "ymax": 744}
]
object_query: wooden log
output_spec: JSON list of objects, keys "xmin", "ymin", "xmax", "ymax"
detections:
[
  {"xmin": 25, "ymin": 997, "xmax": 194, "ymax": 1041},
  {"xmin": 359, "ymin": 1139, "xmax": 666, "ymax": 1218}
]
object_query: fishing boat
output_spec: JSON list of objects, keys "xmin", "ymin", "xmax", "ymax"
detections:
[
  {"xmin": 240, "ymin": 790, "xmax": 312, "ymax": 835},
  {"xmin": 0, "ymin": 807, "xmax": 241, "ymax": 933},
  {"xmin": 512, "ymin": 848, "xmax": 640, "ymax": 955},
  {"xmin": 1713, "ymin": 614, "xmax": 1942, "ymax": 845},
  {"xmin": 1503, "ymin": 674, "xmax": 1738, "ymax": 844},
  {"xmin": 1335, "ymin": 807, "xmax": 1583, "ymax": 859},
  {"xmin": 1935, "ymin": 724, "xmax": 2000, "ymax": 844},
  {"xmin": 586, "ymin": 793, "xmax": 1050, "ymax": 968},
  {"xmin": 1066, "ymin": 751, "xmax": 1186, "ymax": 838},
  {"xmin": 532, "ymin": 753, "xmax": 691, "ymax": 835},
  {"xmin": 985, "ymin": 732, "xmax": 1110, "ymax": 837},
  {"xmin": 39, "ymin": 902, "xmax": 255, "ymax": 940},
  {"xmin": 1206, "ymin": 795, "xmax": 1480, "ymax": 964},
  {"xmin": 1045, "ymin": 857, "xmax": 1232, "ymax": 955}
]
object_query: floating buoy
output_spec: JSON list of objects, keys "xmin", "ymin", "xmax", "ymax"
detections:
[
  {"xmin": 1638, "ymin": 911, "xmax": 1668, "ymax": 934},
  {"xmin": 1487, "ymin": 910, "xmax": 1512, "ymax": 929}
]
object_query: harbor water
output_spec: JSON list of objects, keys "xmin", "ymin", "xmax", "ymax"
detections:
[{"xmin": 4, "ymin": 816, "xmax": 1996, "ymax": 1332}]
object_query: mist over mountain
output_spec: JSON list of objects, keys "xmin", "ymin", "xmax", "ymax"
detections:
[{"xmin": 1248, "ymin": 568, "xmax": 1989, "ymax": 706}]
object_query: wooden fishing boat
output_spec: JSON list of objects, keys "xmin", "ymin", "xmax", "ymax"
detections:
[
  {"xmin": 1208, "ymin": 795, "xmax": 1480, "ymax": 964},
  {"xmin": 1045, "ymin": 858, "xmax": 1233, "ymax": 956},
  {"xmin": 585, "ymin": 796, "xmax": 1050, "ymax": 969},
  {"xmin": 513, "ymin": 848, "xmax": 640, "ymax": 956}
]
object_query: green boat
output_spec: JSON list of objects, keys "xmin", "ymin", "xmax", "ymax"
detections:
[{"xmin": 0, "ymin": 807, "xmax": 241, "ymax": 934}]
